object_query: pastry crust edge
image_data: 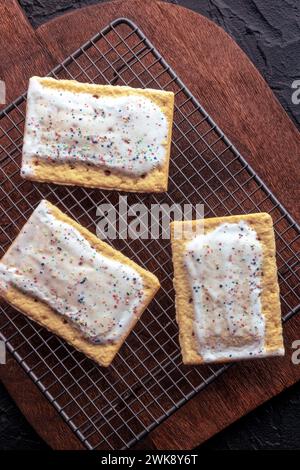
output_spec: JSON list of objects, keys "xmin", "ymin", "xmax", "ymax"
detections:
[
  {"xmin": 170, "ymin": 213, "xmax": 284, "ymax": 365},
  {"xmin": 21, "ymin": 77, "xmax": 174, "ymax": 193},
  {"xmin": 0, "ymin": 200, "xmax": 160, "ymax": 367}
]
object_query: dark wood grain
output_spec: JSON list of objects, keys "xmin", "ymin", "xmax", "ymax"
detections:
[
  {"xmin": 0, "ymin": 353, "xmax": 84, "ymax": 450},
  {"xmin": 0, "ymin": 1, "xmax": 56, "ymax": 106},
  {"xmin": 0, "ymin": 0, "xmax": 299, "ymax": 450},
  {"xmin": 35, "ymin": 0, "xmax": 300, "ymax": 221}
]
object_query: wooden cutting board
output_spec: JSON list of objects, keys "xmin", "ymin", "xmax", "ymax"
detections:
[{"xmin": 0, "ymin": 0, "xmax": 300, "ymax": 450}]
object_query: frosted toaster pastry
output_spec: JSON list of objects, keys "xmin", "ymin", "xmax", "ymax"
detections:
[
  {"xmin": 170, "ymin": 213, "xmax": 284, "ymax": 365},
  {"xmin": 21, "ymin": 77, "xmax": 174, "ymax": 192},
  {"xmin": 0, "ymin": 200, "xmax": 160, "ymax": 367}
]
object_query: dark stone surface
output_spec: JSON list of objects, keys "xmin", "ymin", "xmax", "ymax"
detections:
[
  {"xmin": 0, "ymin": 382, "xmax": 48, "ymax": 450},
  {"xmin": 202, "ymin": 383, "xmax": 300, "ymax": 450},
  {"xmin": 0, "ymin": 0, "xmax": 298, "ymax": 450}
]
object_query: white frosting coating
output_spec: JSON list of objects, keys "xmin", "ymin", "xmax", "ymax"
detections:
[
  {"xmin": 0, "ymin": 201, "xmax": 144, "ymax": 344},
  {"xmin": 185, "ymin": 221, "xmax": 266, "ymax": 361},
  {"xmin": 22, "ymin": 77, "xmax": 168, "ymax": 177}
]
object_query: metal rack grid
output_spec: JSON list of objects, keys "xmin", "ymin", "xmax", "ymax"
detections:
[{"xmin": 0, "ymin": 18, "xmax": 299, "ymax": 450}]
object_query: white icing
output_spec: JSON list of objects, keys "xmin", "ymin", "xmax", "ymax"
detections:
[
  {"xmin": 0, "ymin": 200, "xmax": 144, "ymax": 344},
  {"xmin": 22, "ymin": 77, "xmax": 169, "ymax": 177},
  {"xmin": 185, "ymin": 221, "xmax": 266, "ymax": 362}
]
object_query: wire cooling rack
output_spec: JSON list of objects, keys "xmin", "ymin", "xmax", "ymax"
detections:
[{"xmin": 0, "ymin": 18, "xmax": 300, "ymax": 450}]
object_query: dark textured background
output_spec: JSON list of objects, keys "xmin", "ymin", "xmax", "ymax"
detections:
[{"xmin": 0, "ymin": 0, "xmax": 299, "ymax": 450}]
